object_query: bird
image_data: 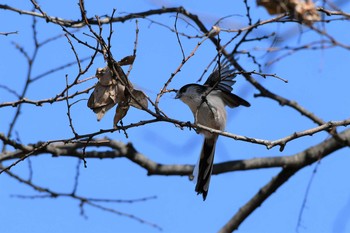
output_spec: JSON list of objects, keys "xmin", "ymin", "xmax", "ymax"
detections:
[{"xmin": 175, "ymin": 60, "xmax": 250, "ymax": 200}]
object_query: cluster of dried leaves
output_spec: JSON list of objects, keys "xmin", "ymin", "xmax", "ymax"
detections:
[
  {"xmin": 257, "ymin": 0, "xmax": 320, "ymax": 25},
  {"xmin": 87, "ymin": 57, "xmax": 148, "ymax": 127}
]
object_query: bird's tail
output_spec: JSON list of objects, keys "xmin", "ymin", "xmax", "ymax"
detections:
[{"xmin": 194, "ymin": 136, "xmax": 217, "ymax": 201}]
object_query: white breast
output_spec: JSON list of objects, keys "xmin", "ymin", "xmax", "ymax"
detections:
[{"xmin": 191, "ymin": 92, "xmax": 227, "ymax": 137}]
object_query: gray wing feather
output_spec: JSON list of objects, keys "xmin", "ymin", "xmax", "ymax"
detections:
[
  {"xmin": 204, "ymin": 62, "xmax": 236, "ymax": 93},
  {"xmin": 204, "ymin": 60, "xmax": 250, "ymax": 108}
]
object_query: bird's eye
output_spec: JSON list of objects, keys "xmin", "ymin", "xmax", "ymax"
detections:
[{"xmin": 179, "ymin": 87, "xmax": 187, "ymax": 94}]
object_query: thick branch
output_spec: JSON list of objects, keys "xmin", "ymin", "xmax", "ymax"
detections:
[
  {"xmin": 218, "ymin": 168, "xmax": 299, "ymax": 233},
  {"xmin": 2, "ymin": 128, "xmax": 350, "ymax": 177},
  {"xmin": 218, "ymin": 127, "xmax": 350, "ymax": 232}
]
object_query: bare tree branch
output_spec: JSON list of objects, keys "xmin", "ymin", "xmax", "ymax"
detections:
[
  {"xmin": 3, "ymin": 165, "xmax": 162, "ymax": 231},
  {"xmin": 2, "ymin": 1, "xmax": 350, "ymax": 232},
  {"xmin": 219, "ymin": 128, "xmax": 350, "ymax": 232}
]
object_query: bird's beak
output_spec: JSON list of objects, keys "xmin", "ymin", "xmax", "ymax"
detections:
[{"xmin": 175, "ymin": 92, "xmax": 180, "ymax": 99}]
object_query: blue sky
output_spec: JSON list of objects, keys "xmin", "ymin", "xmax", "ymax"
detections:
[{"xmin": 1, "ymin": 1, "xmax": 350, "ymax": 233}]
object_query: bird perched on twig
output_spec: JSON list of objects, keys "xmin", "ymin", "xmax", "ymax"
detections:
[{"xmin": 175, "ymin": 60, "xmax": 250, "ymax": 200}]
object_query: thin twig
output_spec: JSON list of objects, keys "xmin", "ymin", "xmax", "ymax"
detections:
[{"xmin": 175, "ymin": 12, "xmax": 185, "ymax": 61}]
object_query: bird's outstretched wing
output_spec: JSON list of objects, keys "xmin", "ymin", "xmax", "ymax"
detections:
[
  {"xmin": 204, "ymin": 60, "xmax": 250, "ymax": 108},
  {"xmin": 204, "ymin": 61, "xmax": 236, "ymax": 93}
]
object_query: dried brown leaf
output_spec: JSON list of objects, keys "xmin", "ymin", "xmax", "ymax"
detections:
[
  {"xmin": 257, "ymin": 0, "xmax": 290, "ymax": 14},
  {"xmin": 256, "ymin": 0, "xmax": 320, "ymax": 25},
  {"xmin": 95, "ymin": 67, "xmax": 114, "ymax": 86},
  {"xmin": 118, "ymin": 55, "xmax": 136, "ymax": 66},
  {"xmin": 87, "ymin": 66, "xmax": 126, "ymax": 121},
  {"xmin": 87, "ymin": 84, "xmax": 117, "ymax": 121},
  {"xmin": 113, "ymin": 102, "xmax": 130, "ymax": 127},
  {"xmin": 129, "ymin": 89, "xmax": 148, "ymax": 110},
  {"xmin": 88, "ymin": 62, "xmax": 148, "ymax": 124}
]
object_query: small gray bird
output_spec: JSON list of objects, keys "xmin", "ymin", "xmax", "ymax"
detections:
[{"xmin": 175, "ymin": 61, "xmax": 250, "ymax": 200}]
